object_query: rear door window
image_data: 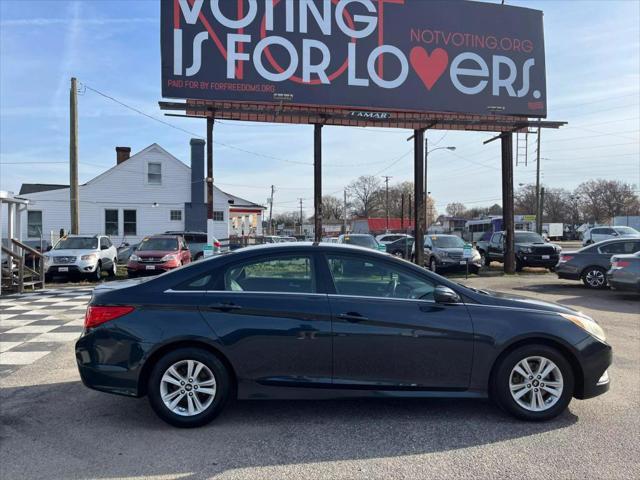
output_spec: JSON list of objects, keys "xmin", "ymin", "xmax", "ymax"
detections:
[
  {"xmin": 598, "ymin": 241, "xmax": 638, "ymax": 254},
  {"xmin": 223, "ymin": 255, "xmax": 316, "ymax": 293}
]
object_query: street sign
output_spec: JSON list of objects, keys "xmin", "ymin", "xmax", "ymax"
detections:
[
  {"xmin": 203, "ymin": 244, "xmax": 214, "ymax": 258},
  {"xmin": 463, "ymin": 244, "xmax": 473, "ymax": 259}
]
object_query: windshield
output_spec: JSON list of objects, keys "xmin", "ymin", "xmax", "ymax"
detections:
[
  {"xmin": 614, "ymin": 226, "xmax": 638, "ymax": 235},
  {"xmin": 343, "ymin": 235, "xmax": 377, "ymax": 248},
  {"xmin": 431, "ymin": 236, "xmax": 465, "ymax": 248},
  {"xmin": 515, "ymin": 232, "xmax": 545, "ymax": 244},
  {"xmin": 137, "ymin": 238, "xmax": 179, "ymax": 251},
  {"xmin": 54, "ymin": 237, "xmax": 97, "ymax": 250}
]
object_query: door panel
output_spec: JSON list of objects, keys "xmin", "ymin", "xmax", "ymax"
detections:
[
  {"xmin": 199, "ymin": 292, "xmax": 332, "ymax": 386},
  {"xmin": 329, "ymin": 296, "xmax": 474, "ymax": 389},
  {"xmin": 324, "ymin": 253, "xmax": 474, "ymax": 389}
]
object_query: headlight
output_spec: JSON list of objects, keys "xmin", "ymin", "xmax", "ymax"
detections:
[
  {"xmin": 81, "ymin": 253, "xmax": 97, "ymax": 261},
  {"xmin": 439, "ymin": 251, "xmax": 448, "ymax": 257},
  {"xmin": 161, "ymin": 254, "xmax": 178, "ymax": 262},
  {"xmin": 560, "ymin": 313, "xmax": 606, "ymax": 343},
  {"xmin": 129, "ymin": 254, "xmax": 141, "ymax": 262},
  {"xmin": 521, "ymin": 247, "xmax": 532, "ymax": 254},
  {"xmin": 43, "ymin": 255, "xmax": 52, "ymax": 264}
]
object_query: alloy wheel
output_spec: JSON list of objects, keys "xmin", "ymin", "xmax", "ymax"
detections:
[
  {"xmin": 509, "ymin": 356, "xmax": 564, "ymax": 412},
  {"xmin": 160, "ymin": 359, "xmax": 217, "ymax": 416},
  {"xmin": 585, "ymin": 269, "xmax": 605, "ymax": 288}
]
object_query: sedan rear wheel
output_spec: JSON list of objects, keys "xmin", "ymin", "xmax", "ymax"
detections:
[
  {"xmin": 429, "ymin": 258, "xmax": 437, "ymax": 273},
  {"xmin": 148, "ymin": 348, "xmax": 231, "ymax": 427},
  {"xmin": 582, "ymin": 267, "xmax": 607, "ymax": 289},
  {"xmin": 492, "ymin": 344, "xmax": 574, "ymax": 421}
]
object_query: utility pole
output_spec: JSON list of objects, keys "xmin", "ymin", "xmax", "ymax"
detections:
[
  {"xmin": 343, "ymin": 189, "xmax": 348, "ymax": 234},
  {"xmin": 400, "ymin": 193, "xmax": 405, "ymax": 229},
  {"xmin": 206, "ymin": 115, "xmax": 214, "ymax": 245},
  {"xmin": 539, "ymin": 187, "xmax": 545, "ymax": 233},
  {"xmin": 424, "ymin": 137, "xmax": 428, "ymax": 232},
  {"xmin": 382, "ymin": 175, "xmax": 392, "ymax": 232},
  {"xmin": 268, "ymin": 185, "xmax": 275, "ymax": 236},
  {"xmin": 535, "ymin": 123, "xmax": 542, "ymax": 234},
  {"xmin": 298, "ymin": 198, "xmax": 304, "ymax": 236},
  {"xmin": 69, "ymin": 77, "xmax": 79, "ymax": 234}
]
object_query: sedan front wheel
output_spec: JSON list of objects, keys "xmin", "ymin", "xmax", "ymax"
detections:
[
  {"xmin": 492, "ymin": 344, "xmax": 574, "ymax": 421},
  {"xmin": 582, "ymin": 267, "xmax": 607, "ymax": 289}
]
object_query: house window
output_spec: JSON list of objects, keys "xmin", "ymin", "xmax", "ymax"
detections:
[
  {"xmin": 27, "ymin": 211, "xmax": 42, "ymax": 238},
  {"xmin": 123, "ymin": 210, "xmax": 137, "ymax": 235},
  {"xmin": 170, "ymin": 210, "xmax": 182, "ymax": 221},
  {"xmin": 213, "ymin": 211, "xmax": 224, "ymax": 221},
  {"xmin": 105, "ymin": 209, "xmax": 119, "ymax": 236},
  {"xmin": 147, "ymin": 162, "xmax": 162, "ymax": 185}
]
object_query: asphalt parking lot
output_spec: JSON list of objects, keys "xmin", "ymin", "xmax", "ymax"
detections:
[{"xmin": 1, "ymin": 274, "xmax": 638, "ymax": 480}]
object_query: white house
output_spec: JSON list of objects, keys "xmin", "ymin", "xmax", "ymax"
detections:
[{"xmin": 12, "ymin": 140, "xmax": 265, "ymax": 245}]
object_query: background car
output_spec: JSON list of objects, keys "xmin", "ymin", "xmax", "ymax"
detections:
[
  {"xmin": 607, "ymin": 251, "xmax": 640, "ymax": 293},
  {"xmin": 164, "ymin": 231, "xmax": 221, "ymax": 260},
  {"xmin": 127, "ymin": 235, "xmax": 191, "ymax": 277},
  {"xmin": 44, "ymin": 235, "xmax": 117, "ymax": 281},
  {"xmin": 556, "ymin": 238, "xmax": 640, "ymax": 289},
  {"xmin": 337, "ymin": 233, "xmax": 385, "ymax": 251},
  {"xmin": 76, "ymin": 243, "xmax": 611, "ymax": 428},
  {"xmin": 385, "ymin": 236, "xmax": 414, "ymax": 259},
  {"xmin": 582, "ymin": 226, "xmax": 640, "ymax": 246},
  {"xmin": 485, "ymin": 230, "xmax": 561, "ymax": 271},
  {"xmin": 376, "ymin": 233, "xmax": 412, "ymax": 245},
  {"xmin": 116, "ymin": 243, "xmax": 139, "ymax": 264},
  {"xmin": 413, "ymin": 234, "xmax": 481, "ymax": 274}
]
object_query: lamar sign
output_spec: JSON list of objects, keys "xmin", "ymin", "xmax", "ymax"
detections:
[{"xmin": 161, "ymin": 0, "xmax": 547, "ymax": 117}]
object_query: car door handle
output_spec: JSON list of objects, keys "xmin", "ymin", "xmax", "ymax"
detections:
[
  {"xmin": 206, "ymin": 303, "xmax": 242, "ymax": 312},
  {"xmin": 337, "ymin": 312, "xmax": 368, "ymax": 322}
]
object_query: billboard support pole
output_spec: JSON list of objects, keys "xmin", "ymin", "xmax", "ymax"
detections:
[
  {"xmin": 314, "ymin": 124, "xmax": 323, "ymax": 242},
  {"xmin": 501, "ymin": 132, "xmax": 516, "ymax": 274},
  {"xmin": 414, "ymin": 128, "xmax": 425, "ymax": 267},
  {"xmin": 206, "ymin": 114, "xmax": 215, "ymax": 245},
  {"xmin": 70, "ymin": 77, "xmax": 79, "ymax": 235}
]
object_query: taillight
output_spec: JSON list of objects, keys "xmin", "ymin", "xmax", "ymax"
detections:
[
  {"xmin": 214, "ymin": 241, "xmax": 221, "ymax": 248},
  {"xmin": 612, "ymin": 260, "xmax": 631, "ymax": 269},
  {"xmin": 560, "ymin": 255, "xmax": 574, "ymax": 263},
  {"xmin": 84, "ymin": 305, "xmax": 135, "ymax": 329}
]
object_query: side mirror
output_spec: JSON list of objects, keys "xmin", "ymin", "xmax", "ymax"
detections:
[
  {"xmin": 101, "ymin": 245, "xmax": 108, "ymax": 250},
  {"xmin": 46, "ymin": 246, "xmax": 52, "ymax": 252},
  {"xmin": 434, "ymin": 285, "xmax": 461, "ymax": 304}
]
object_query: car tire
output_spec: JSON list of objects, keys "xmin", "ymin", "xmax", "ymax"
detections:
[
  {"xmin": 92, "ymin": 263, "xmax": 102, "ymax": 281},
  {"xmin": 492, "ymin": 344, "xmax": 574, "ymax": 421},
  {"xmin": 148, "ymin": 348, "xmax": 231, "ymax": 428},
  {"xmin": 515, "ymin": 260, "xmax": 524, "ymax": 272},
  {"xmin": 194, "ymin": 253, "xmax": 203, "ymax": 261},
  {"xmin": 582, "ymin": 267, "xmax": 608, "ymax": 289},
  {"xmin": 108, "ymin": 259, "xmax": 117, "ymax": 277},
  {"xmin": 470, "ymin": 265, "xmax": 480, "ymax": 275},
  {"xmin": 429, "ymin": 258, "xmax": 437, "ymax": 272},
  {"xmin": 128, "ymin": 272, "xmax": 137, "ymax": 279},
  {"xmin": 483, "ymin": 252, "xmax": 490, "ymax": 267}
]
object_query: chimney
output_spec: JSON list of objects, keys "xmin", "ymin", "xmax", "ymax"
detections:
[
  {"xmin": 116, "ymin": 146, "xmax": 131, "ymax": 165},
  {"xmin": 190, "ymin": 138, "xmax": 205, "ymax": 204}
]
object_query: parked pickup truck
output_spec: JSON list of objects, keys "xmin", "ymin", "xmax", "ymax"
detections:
[{"xmin": 484, "ymin": 230, "xmax": 561, "ymax": 271}]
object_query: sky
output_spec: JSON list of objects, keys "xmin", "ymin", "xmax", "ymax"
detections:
[{"xmin": 1, "ymin": 0, "xmax": 639, "ymax": 218}]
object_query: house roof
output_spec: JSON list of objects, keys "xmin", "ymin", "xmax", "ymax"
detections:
[
  {"xmin": 18, "ymin": 143, "xmax": 264, "ymax": 209},
  {"xmin": 19, "ymin": 184, "xmax": 69, "ymax": 195}
]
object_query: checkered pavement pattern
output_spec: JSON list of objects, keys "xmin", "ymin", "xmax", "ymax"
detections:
[{"xmin": 0, "ymin": 287, "xmax": 93, "ymax": 378}]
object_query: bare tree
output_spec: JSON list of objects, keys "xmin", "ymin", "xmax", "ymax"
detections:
[
  {"xmin": 321, "ymin": 195, "xmax": 344, "ymax": 221},
  {"xmin": 272, "ymin": 211, "xmax": 299, "ymax": 227},
  {"xmin": 576, "ymin": 179, "xmax": 639, "ymax": 224},
  {"xmin": 515, "ymin": 184, "xmax": 537, "ymax": 215},
  {"xmin": 446, "ymin": 202, "xmax": 467, "ymax": 217},
  {"xmin": 347, "ymin": 175, "xmax": 383, "ymax": 217}
]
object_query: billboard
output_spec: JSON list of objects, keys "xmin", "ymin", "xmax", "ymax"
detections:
[{"xmin": 161, "ymin": 0, "xmax": 547, "ymax": 117}]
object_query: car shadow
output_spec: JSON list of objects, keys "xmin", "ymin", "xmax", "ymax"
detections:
[
  {"xmin": 511, "ymin": 283, "xmax": 639, "ymax": 313},
  {"xmin": 1, "ymin": 380, "xmax": 578, "ymax": 479}
]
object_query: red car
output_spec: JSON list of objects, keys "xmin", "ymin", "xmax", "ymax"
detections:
[{"xmin": 127, "ymin": 235, "xmax": 191, "ymax": 277}]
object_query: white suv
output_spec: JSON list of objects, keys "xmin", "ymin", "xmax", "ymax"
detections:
[
  {"xmin": 44, "ymin": 235, "xmax": 118, "ymax": 281},
  {"xmin": 582, "ymin": 226, "xmax": 640, "ymax": 246}
]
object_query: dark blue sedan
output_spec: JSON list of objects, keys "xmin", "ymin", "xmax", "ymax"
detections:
[{"xmin": 76, "ymin": 243, "xmax": 611, "ymax": 427}]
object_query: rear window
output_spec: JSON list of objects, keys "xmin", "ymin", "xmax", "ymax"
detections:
[
  {"xmin": 614, "ymin": 227, "xmax": 639, "ymax": 235},
  {"xmin": 138, "ymin": 238, "xmax": 179, "ymax": 251},
  {"xmin": 343, "ymin": 236, "xmax": 377, "ymax": 248},
  {"xmin": 54, "ymin": 237, "xmax": 97, "ymax": 250}
]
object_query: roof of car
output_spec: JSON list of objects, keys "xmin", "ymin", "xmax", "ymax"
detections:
[
  {"xmin": 142, "ymin": 235, "xmax": 181, "ymax": 239},
  {"xmin": 235, "ymin": 241, "xmax": 386, "ymax": 255}
]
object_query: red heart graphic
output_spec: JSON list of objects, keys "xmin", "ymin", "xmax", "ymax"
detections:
[{"xmin": 410, "ymin": 47, "xmax": 449, "ymax": 90}]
